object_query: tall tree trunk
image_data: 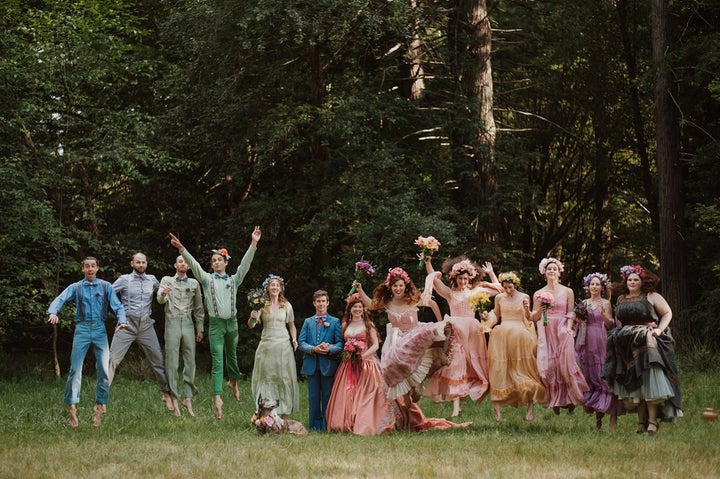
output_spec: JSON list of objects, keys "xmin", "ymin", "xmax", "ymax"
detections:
[
  {"xmin": 407, "ymin": 0, "xmax": 425, "ymax": 100},
  {"xmin": 650, "ymin": 0, "xmax": 688, "ymax": 310},
  {"xmin": 450, "ymin": 0, "xmax": 498, "ymax": 242}
]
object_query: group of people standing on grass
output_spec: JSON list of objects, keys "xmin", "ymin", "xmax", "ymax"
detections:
[{"xmin": 47, "ymin": 228, "xmax": 682, "ymax": 435}]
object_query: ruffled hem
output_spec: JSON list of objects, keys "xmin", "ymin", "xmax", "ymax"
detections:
[{"xmin": 490, "ymin": 380, "xmax": 546, "ymax": 407}]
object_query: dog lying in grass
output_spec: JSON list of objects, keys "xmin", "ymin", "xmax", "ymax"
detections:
[{"xmin": 252, "ymin": 395, "xmax": 308, "ymax": 435}]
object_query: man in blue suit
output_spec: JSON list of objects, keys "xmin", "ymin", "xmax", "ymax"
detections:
[{"xmin": 298, "ymin": 290, "xmax": 343, "ymax": 431}]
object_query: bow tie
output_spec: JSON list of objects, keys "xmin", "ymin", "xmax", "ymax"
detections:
[
  {"xmin": 213, "ymin": 273, "xmax": 229, "ymax": 280},
  {"xmin": 175, "ymin": 277, "xmax": 188, "ymax": 282}
]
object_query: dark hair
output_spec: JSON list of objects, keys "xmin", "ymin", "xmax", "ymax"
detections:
[
  {"xmin": 370, "ymin": 274, "xmax": 420, "ymax": 311},
  {"xmin": 82, "ymin": 256, "xmax": 99, "ymax": 266},
  {"xmin": 612, "ymin": 267, "xmax": 659, "ymax": 296},
  {"xmin": 313, "ymin": 289, "xmax": 329, "ymax": 302}
]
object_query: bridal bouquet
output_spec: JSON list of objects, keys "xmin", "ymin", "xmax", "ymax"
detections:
[
  {"xmin": 574, "ymin": 301, "xmax": 589, "ymax": 321},
  {"xmin": 415, "ymin": 235, "xmax": 441, "ymax": 269},
  {"xmin": 536, "ymin": 291, "xmax": 555, "ymax": 326}
]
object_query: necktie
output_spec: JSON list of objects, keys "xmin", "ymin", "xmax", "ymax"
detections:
[
  {"xmin": 316, "ymin": 316, "xmax": 325, "ymax": 327},
  {"xmin": 176, "ymin": 277, "xmax": 188, "ymax": 282}
]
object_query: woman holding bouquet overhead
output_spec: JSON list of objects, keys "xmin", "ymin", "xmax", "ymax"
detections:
[
  {"xmin": 356, "ymin": 267, "xmax": 446, "ymax": 404},
  {"xmin": 576, "ymin": 272, "xmax": 624, "ymax": 430},
  {"xmin": 530, "ymin": 257, "xmax": 588, "ymax": 414},
  {"xmin": 248, "ymin": 274, "xmax": 299, "ymax": 420},
  {"xmin": 604, "ymin": 265, "xmax": 681, "ymax": 435},
  {"xmin": 422, "ymin": 257, "xmax": 502, "ymax": 417}
]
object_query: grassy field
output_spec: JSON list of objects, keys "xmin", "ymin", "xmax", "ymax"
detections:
[{"xmin": 1, "ymin": 368, "xmax": 719, "ymax": 479}]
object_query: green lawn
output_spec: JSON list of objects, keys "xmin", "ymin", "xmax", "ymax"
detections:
[{"xmin": 1, "ymin": 369, "xmax": 719, "ymax": 478}]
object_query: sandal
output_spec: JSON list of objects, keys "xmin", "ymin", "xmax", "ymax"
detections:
[
  {"xmin": 636, "ymin": 422, "xmax": 647, "ymax": 434},
  {"xmin": 646, "ymin": 421, "xmax": 659, "ymax": 435}
]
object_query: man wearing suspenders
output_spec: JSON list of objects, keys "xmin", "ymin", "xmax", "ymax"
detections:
[
  {"xmin": 169, "ymin": 227, "xmax": 261, "ymax": 419},
  {"xmin": 47, "ymin": 256, "xmax": 127, "ymax": 428}
]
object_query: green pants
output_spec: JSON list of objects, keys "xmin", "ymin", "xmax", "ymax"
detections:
[
  {"xmin": 209, "ymin": 316, "xmax": 241, "ymax": 395},
  {"xmin": 164, "ymin": 315, "xmax": 199, "ymax": 400}
]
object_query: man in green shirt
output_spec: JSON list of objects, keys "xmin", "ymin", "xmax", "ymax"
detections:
[
  {"xmin": 157, "ymin": 255, "xmax": 205, "ymax": 417},
  {"xmin": 169, "ymin": 227, "xmax": 261, "ymax": 419}
]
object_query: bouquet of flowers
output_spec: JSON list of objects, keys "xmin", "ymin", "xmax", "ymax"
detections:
[
  {"xmin": 468, "ymin": 291, "xmax": 492, "ymax": 319},
  {"xmin": 247, "ymin": 288, "xmax": 268, "ymax": 324},
  {"xmin": 347, "ymin": 258, "xmax": 376, "ymax": 296},
  {"xmin": 574, "ymin": 301, "xmax": 589, "ymax": 321},
  {"xmin": 536, "ymin": 291, "xmax": 555, "ymax": 326},
  {"xmin": 415, "ymin": 235, "xmax": 441, "ymax": 269},
  {"xmin": 342, "ymin": 337, "xmax": 366, "ymax": 362}
]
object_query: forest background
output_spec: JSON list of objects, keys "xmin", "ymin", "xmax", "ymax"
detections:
[{"xmin": 1, "ymin": 0, "xmax": 718, "ymax": 377}]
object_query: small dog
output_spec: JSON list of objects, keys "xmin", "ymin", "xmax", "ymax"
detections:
[{"xmin": 252, "ymin": 395, "xmax": 308, "ymax": 435}]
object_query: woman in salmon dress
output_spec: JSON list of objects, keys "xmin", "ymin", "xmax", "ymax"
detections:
[
  {"xmin": 575, "ymin": 272, "xmax": 624, "ymax": 430},
  {"xmin": 421, "ymin": 257, "xmax": 502, "ymax": 417},
  {"xmin": 328, "ymin": 293, "xmax": 471, "ymax": 434},
  {"xmin": 530, "ymin": 258, "xmax": 588, "ymax": 414},
  {"xmin": 485, "ymin": 272, "xmax": 546, "ymax": 421}
]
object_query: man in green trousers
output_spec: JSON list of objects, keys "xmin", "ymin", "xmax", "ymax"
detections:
[
  {"xmin": 157, "ymin": 255, "xmax": 205, "ymax": 417},
  {"xmin": 168, "ymin": 226, "xmax": 261, "ymax": 419}
]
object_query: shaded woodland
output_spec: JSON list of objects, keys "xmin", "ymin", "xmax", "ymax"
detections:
[{"xmin": 1, "ymin": 0, "xmax": 718, "ymax": 372}]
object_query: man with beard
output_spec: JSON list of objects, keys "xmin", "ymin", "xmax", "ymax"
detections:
[{"xmin": 109, "ymin": 252, "xmax": 174, "ymax": 412}]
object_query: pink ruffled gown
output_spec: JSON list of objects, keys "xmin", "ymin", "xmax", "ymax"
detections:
[
  {"xmin": 575, "ymin": 307, "xmax": 624, "ymax": 416},
  {"xmin": 535, "ymin": 289, "xmax": 589, "ymax": 409},
  {"xmin": 424, "ymin": 290, "xmax": 489, "ymax": 402},
  {"xmin": 380, "ymin": 307, "xmax": 448, "ymax": 400}
]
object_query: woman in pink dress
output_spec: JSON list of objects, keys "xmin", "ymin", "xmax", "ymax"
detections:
[
  {"xmin": 530, "ymin": 257, "xmax": 588, "ymax": 414},
  {"xmin": 328, "ymin": 293, "xmax": 471, "ymax": 434},
  {"xmin": 356, "ymin": 267, "xmax": 447, "ymax": 404},
  {"xmin": 575, "ymin": 272, "xmax": 624, "ymax": 430},
  {"xmin": 422, "ymin": 257, "xmax": 502, "ymax": 417},
  {"xmin": 327, "ymin": 294, "xmax": 395, "ymax": 435}
]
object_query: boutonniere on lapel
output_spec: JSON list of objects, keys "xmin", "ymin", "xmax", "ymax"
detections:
[{"xmin": 323, "ymin": 321, "xmax": 330, "ymax": 328}]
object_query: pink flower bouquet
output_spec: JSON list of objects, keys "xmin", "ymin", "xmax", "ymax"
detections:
[
  {"xmin": 536, "ymin": 291, "xmax": 555, "ymax": 326},
  {"xmin": 415, "ymin": 235, "xmax": 441, "ymax": 269},
  {"xmin": 347, "ymin": 258, "xmax": 376, "ymax": 296}
]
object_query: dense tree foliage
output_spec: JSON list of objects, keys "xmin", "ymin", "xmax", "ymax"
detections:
[{"xmin": 1, "ymin": 0, "xmax": 718, "ymax": 371}]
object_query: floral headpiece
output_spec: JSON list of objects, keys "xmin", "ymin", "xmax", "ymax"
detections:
[
  {"xmin": 498, "ymin": 272, "xmax": 521, "ymax": 287},
  {"xmin": 539, "ymin": 257, "xmax": 564, "ymax": 275},
  {"xmin": 449, "ymin": 260, "xmax": 478, "ymax": 279},
  {"xmin": 211, "ymin": 248, "xmax": 231, "ymax": 261},
  {"xmin": 262, "ymin": 274, "xmax": 285, "ymax": 290},
  {"xmin": 620, "ymin": 265, "xmax": 644, "ymax": 281},
  {"xmin": 385, "ymin": 267, "xmax": 410, "ymax": 286},
  {"xmin": 346, "ymin": 293, "xmax": 363, "ymax": 304},
  {"xmin": 582, "ymin": 272, "xmax": 609, "ymax": 290}
]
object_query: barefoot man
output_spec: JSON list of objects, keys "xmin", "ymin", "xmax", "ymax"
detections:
[
  {"xmin": 169, "ymin": 226, "xmax": 261, "ymax": 419},
  {"xmin": 157, "ymin": 255, "xmax": 205, "ymax": 417},
  {"xmin": 47, "ymin": 256, "xmax": 127, "ymax": 428}
]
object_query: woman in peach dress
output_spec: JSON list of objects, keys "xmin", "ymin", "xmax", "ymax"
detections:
[{"xmin": 422, "ymin": 257, "xmax": 502, "ymax": 417}]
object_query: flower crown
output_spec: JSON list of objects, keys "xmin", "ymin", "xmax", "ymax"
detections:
[
  {"xmin": 449, "ymin": 259, "xmax": 478, "ymax": 279},
  {"xmin": 346, "ymin": 293, "xmax": 363, "ymax": 304},
  {"xmin": 620, "ymin": 265, "xmax": 644, "ymax": 281},
  {"xmin": 262, "ymin": 274, "xmax": 285, "ymax": 290},
  {"xmin": 385, "ymin": 267, "xmax": 410, "ymax": 286},
  {"xmin": 582, "ymin": 272, "xmax": 609, "ymax": 290},
  {"xmin": 539, "ymin": 257, "xmax": 564, "ymax": 275},
  {"xmin": 498, "ymin": 272, "xmax": 520, "ymax": 287},
  {"xmin": 211, "ymin": 248, "xmax": 231, "ymax": 261}
]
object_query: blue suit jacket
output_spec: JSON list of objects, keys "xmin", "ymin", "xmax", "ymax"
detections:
[{"xmin": 298, "ymin": 314, "xmax": 343, "ymax": 377}]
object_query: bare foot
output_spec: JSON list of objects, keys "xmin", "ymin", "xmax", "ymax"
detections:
[
  {"xmin": 93, "ymin": 403, "xmax": 105, "ymax": 427},
  {"xmin": 493, "ymin": 407, "xmax": 501, "ymax": 422},
  {"xmin": 69, "ymin": 404, "xmax": 79, "ymax": 428},
  {"xmin": 609, "ymin": 415, "xmax": 617, "ymax": 432},
  {"xmin": 227, "ymin": 379, "xmax": 240, "ymax": 401},
  {"xmin": 525, "ymin": 404, "xmax": 535, "ymax": 422},
  {"xmin": 171, "ymin": 399, "xmax": 181, "ymax": 417},
  {"xmin": 214, "ymin": 395, "xmax": 223, "ymax": 420},
  {"xmin": 182, "ymin": 398, "xmax": 195, "ymax": 417},
  {"xmin": 451, "ymin": 399, "xmax": 461, "ymax": 418},
  {"xmin": 163, "ymin": 392, "xmax": 175, "ymax": 411}
]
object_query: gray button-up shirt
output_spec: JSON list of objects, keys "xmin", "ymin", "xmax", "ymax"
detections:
[{"xmin": 113, "ymin": 271, "xmax": 159, "ymax": 319}]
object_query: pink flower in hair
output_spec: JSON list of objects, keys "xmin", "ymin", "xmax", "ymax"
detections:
[
  {"xmin": 539, "ymin": 257, "xmax": 564, "ymax": 275},
  {"xmin": 385, "ymin": 267, "xmax": 410, "ymax": 286},
  {"xmin": 450, "ymin": 259, "xmax": 478, "ymax": 279}
]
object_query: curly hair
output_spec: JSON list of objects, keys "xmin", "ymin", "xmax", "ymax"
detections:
[
  {"xmin": 370, "ymin": 268, "xmax": 420, "ymax": 311},
  {"xmin": 614, "ymin": 265, "xmax": 658, "ymax": 296}
]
